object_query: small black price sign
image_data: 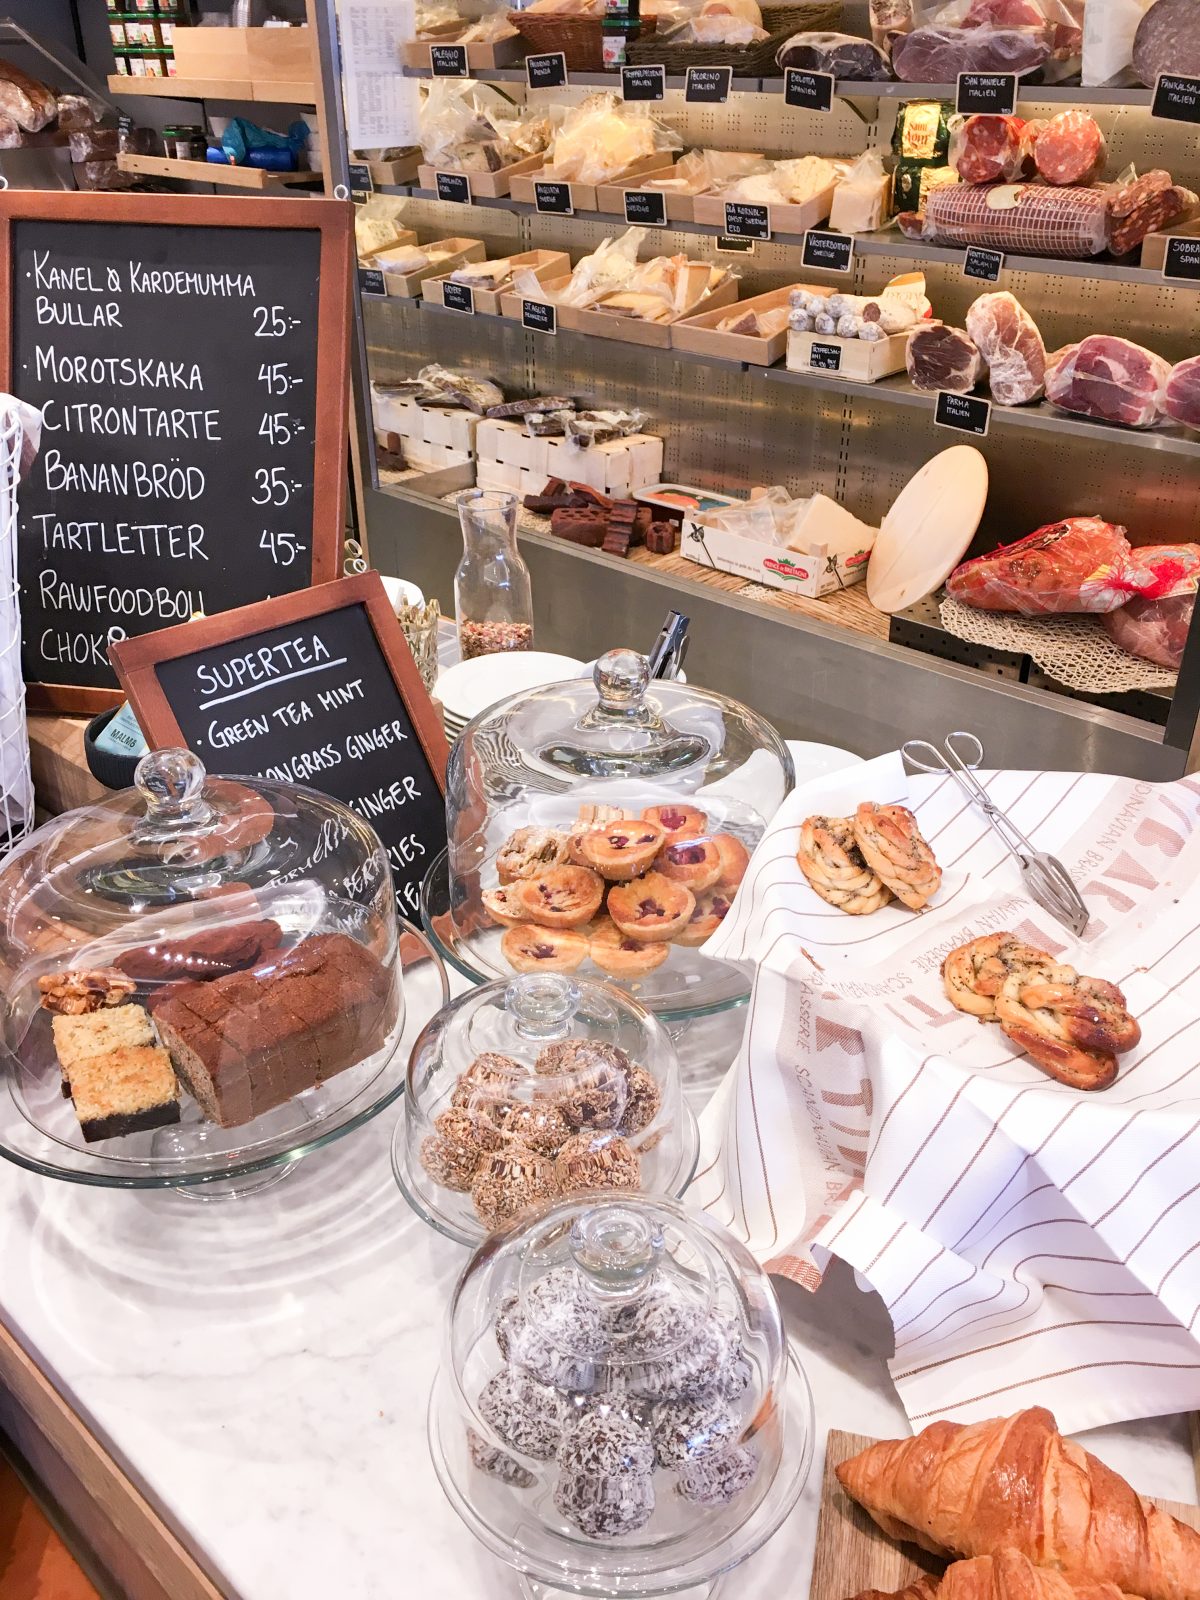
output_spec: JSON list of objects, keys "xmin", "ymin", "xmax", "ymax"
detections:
[
  {"xmin": 784, "ymin": 68, "xmax": 834, "ymax": 113},
  {"xmin": 522, "ymin": 298, "xmax": 557, "ymax": 335},
  {"xmin": 685, "ymin": 65, "xmax": 732, "ymax": 103},
  {"xmin": 956, "ymin": 72, "xmax": 1018, "ymax": 115},
  {"xmin": 1164, "ymin": 235, "xmax": 1200, "ymax": 283},
  {"xmin": 429, "ymin": 42, "xmax": 468, "ymax": 75},
  {"xmin": 964, "ymin": 246, "xmax": 1004, "ymax": 283},
  {"xmin": 348, "ymin": 162, "xmax": 374, "ymax": 202},
  {"xmin": 1152, "ymin": 73, "xmax": 1200, "ymax": 124},
  {"xmin": 435, "ymin": 170, "xmax": 472, "ymax": 204},
  {"xmin": 357, "ymin": 266, "xmax": 386, "ymax": 297},
  {"xmin": 441, "ymin": 280, "xmax": 475, "ymax": 314},
  {"xmin": 809, "ymin": 341, "xmax": 842, "ymax": 372},
  {"xmin": 624, "ymin": 189, "xmax": 667, "ymax": 227},
  {"xmin": 935, "ymin": 390, "xmax": 991, "ymax": 438},
  {"xmin": 801, "ymin": 229, "xmax": 854, "ymax": 273},
  {"xmin": 716, "ymin": 234, "xmax": 755, "ymax": 256},
  {"xmin": 535, "ymin": 181, "xmax": 574, "ymax": 216},
  {"xmin": 723, "ymin": 202, "xmax": 771, "ymax": 241},
  {"xmin": 526, "ymin": 51, "xmax": 568, "ymax": 89},
  {"xmin": 621, "ymin": 63, "xmax": 666, "ymax": 101}
]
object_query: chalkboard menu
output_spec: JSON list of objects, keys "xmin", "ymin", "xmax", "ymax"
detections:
[
  {"xmin": 1, "ymin": 193, "xmax": 352, "ymax": 711},
  {"xmin": 110, "ymin": 573, "xmax": 449, "ymax": 922}
]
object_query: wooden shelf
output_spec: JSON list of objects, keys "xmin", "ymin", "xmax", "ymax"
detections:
[
  {"xmin": 116, "ymin": 152, "xmax": 323, "ymax": 189},
  {"xmin": 108, "ymin": 74, "xmax": 316, "ymax": 105}
]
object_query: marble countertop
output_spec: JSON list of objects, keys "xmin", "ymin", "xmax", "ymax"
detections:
[{"xmin": 0, "ymin": 995, "xmax": 1195, "ymax": 1600}]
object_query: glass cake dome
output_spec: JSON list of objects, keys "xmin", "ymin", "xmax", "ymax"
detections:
[
  {"xmin": 428, "ymin": 648, "xmax": 794, "ymax": 1019},
  {"xmin": 428, "ymin": 1192, "xmax": 815, "ymax": 1599},
  {"xmin": 0, "ymin": 748, "xmax": 447, "ymax": 1192},
  {"xmin": 393, "ymin": 969, "xmax": 699, "ymax": 1246}
]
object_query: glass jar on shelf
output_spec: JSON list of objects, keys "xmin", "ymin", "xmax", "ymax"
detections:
[{"xmin": 454, "ymin": 489, "xmax": 534, "ymax": 662}]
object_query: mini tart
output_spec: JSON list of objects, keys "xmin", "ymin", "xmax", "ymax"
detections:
[
  {"xmin": 515, "ymin": 866, "xmax": 605, "ymax": 930},
  {"xmin": 654, "ymin": 836, "xmax": 722, "ymax": 892},
  {"xmin": 581, "ymin": 820, "xmax": 666, "ymax": 882},
  {"xmin": 501, "ymin": 924, "xmax": 588, "ymax": 974},
  {"xmin": 712, "ymin": 833, "xmax": 750, "ymax": 890},
  {"xmin": 673, "ymin": 889, "xmax": 733, "ymax": 947},
  {"xmin": 641, "ymin": 803, "xmax": 707, "ymax": 845},
  {"xmin": 588, "ymin": 917, "xmax": 671, "ymax": 977},
  {"xmin": 482, "ymin": 885, "xmax": 526, "ymax": 927},
  {"xmin": 606, "ymin": 872, "xmax": 696, "ymax": 944}
]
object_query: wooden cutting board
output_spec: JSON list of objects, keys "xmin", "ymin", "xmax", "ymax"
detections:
[{"xmin": 810, "ymin": 1431, "xmax": 1200, "ymax": 1600}]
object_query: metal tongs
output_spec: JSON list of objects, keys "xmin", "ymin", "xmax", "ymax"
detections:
[{"xmin": 901, "ymin": 732, "xmax": 1090, "ymax": 937}]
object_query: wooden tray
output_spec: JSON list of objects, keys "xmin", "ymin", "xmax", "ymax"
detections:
[{"xmin": 811, "ymin": 1431, "xmax": 1200, "ymax": 1600}]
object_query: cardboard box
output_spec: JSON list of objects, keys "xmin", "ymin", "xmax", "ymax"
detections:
[
  {"xmin": 786, "ymin": 326, "xmax": 908, "ymax": 383},
  {"xmin": 1140, "ymin": 212, "xmax": 1200, "ymax": 273},
  {"xmin": 476, "ymin": 420, "xmax": 663, "ymax": 498},
  {"xmin": 671, "ymin": 284, "xmax": 808, "ymax": 367},
  {"xmin": 401, "ymin": 31, "xmax": 525, "ymax": 69},
  {"xmin": 594, "ymin": 155, "xmax": 766, "ymax": 223},
  {"xmin": 358, "ymin": 227, "xmax": 417, "ymax": 269},
  {"xmin": 511, "ymin": 153, "xmax": 676, "ymax": 215},
  {"xmin": 693, "ymin": 184, "xmax": 835, "ymax": 240},
  {"xmin": 424, "ymin": 249, "xmax": 570, "ymax": 315},
  {"xmin": 418, "ymin": 153, "xmax": 543, "ymax": 200},
  {"xmin": 173, "ymin": 26, "xmax": 313, "ymax": 84},
  {"xmin": 679, "ymin": 495, "xmax": 875, "ymax": 597},
  {"xmin": 498, "ymin": 275, "xmax": 574, "ymax": 324},
  {"xmin": 370, "ymin": 390, "xmax": 479, "ymax": 455},
  {"xmin": 367, "ymin": 150, "xmax": 421, "ymax": 187},
  {"xmin": 376, "ymin": 237, "xmax": 484, "ymax": 297},
  {"xmin": 573, "ymin": 273, "xmax": 739, "ymax": 350}
]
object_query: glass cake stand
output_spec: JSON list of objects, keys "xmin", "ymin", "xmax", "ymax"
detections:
[
  {"xmin": 0, "ymin": 920, "xmax": 449, "ymax": 1199},
  {"xmin": 421, "ymin": 850, "xmax": 755, "ymax": 1025}
]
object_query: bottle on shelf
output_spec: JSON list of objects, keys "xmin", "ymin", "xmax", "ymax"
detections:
[
  {"xmin": 453, "ymin": 490, "xmax": 535, "ymax": 660},
  {"xmin": 602, "ymin": 0, "xmax": 642, "ymax": 68}
]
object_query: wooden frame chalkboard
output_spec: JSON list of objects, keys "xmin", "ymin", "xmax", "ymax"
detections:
[
  {"xmin": 0, "ymin": 191, "xmax": 353, "ymax": 713},
  {"xmin": 109, "ymin": 572, "xmax": 449, "ymax": 920}
]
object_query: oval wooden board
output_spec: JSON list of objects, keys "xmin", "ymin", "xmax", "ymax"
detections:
[{"xmin": 811, "ymin": 1430, "xmax": 1200, "ymax": 1600}]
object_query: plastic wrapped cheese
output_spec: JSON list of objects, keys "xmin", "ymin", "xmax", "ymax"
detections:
[{"xmin": 542, "ymin": 93, "xmax": 680, "ymax": 185}]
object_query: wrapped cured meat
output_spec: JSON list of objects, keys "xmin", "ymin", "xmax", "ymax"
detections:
[
  {"xmin": 1133, "ymin": 0, "xmax": 1200, "ymax": 88},
  {"xmin": 949, "ymin": 115, "xmax": 1033, "ymax": 184},
  {"xmin": 776, "ymin": 32, "xmax": 892, "ymax": 79},
  {"xmin": 912, "ymin": 181, "xmax": 1109, "ymax": 257},
  {"xmin": 870, "ymin": 0, "xmax": 915, "ymax": 48},
  {"xmin": 1045, "ymin": 336, "xmax": 1170, "ymax": 429},
  {"xmin": 906, "ymin": 323, "xmax": 985, "ymax": 394},
  {"xmin": 1161, "ymin": 354, "xmax": 1200, "ymax": 432},
  {"xmin": 0, "ymin": 61, "xmax": 56, "ymax": 133},
  {"xmin": 1102, "ymin": 545, "xmax": 1200, "ymax": 670},
  {"xmin": 1105, "ymin": 169, "xmax": 1195, "ymax": 256},
  {"xmin": 964, "ymin": 291, "xmax": 1046, "ymax": 405},
  {"xmin": 891, "ymin": 25, "xmax": 1051, "ymax": 80},
  {"xmin": 1033, "ymin": 111, "xmax": 1106, "ymax": 186},
  {"xmin": 946, "ymin": 518, "xmax": 1134, "ymax": 615}
]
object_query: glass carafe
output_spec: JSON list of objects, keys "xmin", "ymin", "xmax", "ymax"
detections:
[{"xmin": 454, "ymin": 490, "xmax": 534, "ymax": 661}]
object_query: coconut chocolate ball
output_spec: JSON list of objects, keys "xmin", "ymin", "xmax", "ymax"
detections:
[
  {"xmin": 501, "ymin": 1099, "xmax": 572, "ymax": 1158},
  {"xmin": 467, "ymin": 1426, "xmax": 535, "ymax": 1489},
  {"xmin": 557, "ymin": 1408, "xmax": 654, "ymax": 1479},
  {"xmin": 554, "ymin": 1468, "xmax": 655, "ymax": 1539},
  {"xmin": 523, "ymin": 1267, "xmax": 609, "ymax": 1357},
  {"xmin": 419, "ymin": 1105, "xmax": 497, "ymax": 1193},
  {"xmin": 720, "ymin": 1353, "xmax": 753, "ymax": 1402},
  {"xmin": 557, "ymin": 1131, "xmax": 641, "ymax": 1196},
  {"xmin": 650, "ymin": 1395, "xmax": 738, "ymax": 1469},
  {"xmin": 536, "ymin": 1040, "xmax": 630, "ymax": 1131},
  {"xmin": 535, "ymin": 1039, "xmax": 629, "ymax": 1079},
  {"xmin": 609, "ymin": 1278, "xmax": 704, "ymax": 1359},
  {"xmin": 676, "ymin": 1445, "xmax": 758, "ymax": 1507},
  {"xmin": 495, "ymin": 1292, "xmax": 599, "ymax": 1393},
  {"xmin": 471, "ymin": 1147, "xmax": 559, "ymax": 1232},
  {"xmin": 477, "ymin": 1368, "xmax": 561, "ymax": 1460},
  {"xmin": 467, "ymin": 1050, "xmax": 528, "ymax": 1086},
  {"xmin": 618, "ymin": 1064, "xmax": 662, "ymax": 1136},
  {"xmin": 626, "ymin": 1310, "xmax": 742, "ymax": 1403}
]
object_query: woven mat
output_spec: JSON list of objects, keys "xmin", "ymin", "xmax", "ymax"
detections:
[{"xmin": 939, "ymin": 594, "xmax": 1178, "ymax": 694}]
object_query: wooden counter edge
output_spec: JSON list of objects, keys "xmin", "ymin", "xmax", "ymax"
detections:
[{"xmin": 0, "ymin": 1316, "xmax": 227, "ymax": 1600}]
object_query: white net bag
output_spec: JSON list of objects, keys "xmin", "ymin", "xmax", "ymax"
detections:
[{"xmin": 0, "ymin": 398, "xmax": 44, "ymax": 856}]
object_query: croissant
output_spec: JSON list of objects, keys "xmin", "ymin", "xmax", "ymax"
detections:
[
  {"xmin": 836, "ymin": 1409, "xmax": 1200, "ymax": 1600},
  {"xmin": 851, "ymin": 1553, "xmax": 1138, "ymax": 1600},
  {"xmin": 852, "ymin": 1577, "xmax": 941, "ymax": 1600}
]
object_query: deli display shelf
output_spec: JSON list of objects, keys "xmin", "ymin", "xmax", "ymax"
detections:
[
  {"xmin": 108, "ymin": 74, "xmax": 317, "ymax": 105},
  {"xmin": 116, "ymin": 153, "xmax": 324, "ymax": 189}
]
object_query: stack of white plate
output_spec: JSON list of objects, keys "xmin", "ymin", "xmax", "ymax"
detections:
[{"xmin": 436, "ymin": 652, "xmax": 586, "ymax": 740}]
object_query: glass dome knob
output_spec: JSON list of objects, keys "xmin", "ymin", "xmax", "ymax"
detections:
[
  {"xmin": 135, "ymin": 748, "xmax": 208, "ymax": 816},
  {"xmin": 504, "ymin": 972, "xmax": 580, "ymax": 1038},
  {"xmin": 569, "ymin": 1203, "xmax": 664, "ymax": 1293},
  {"xmin": 593, "ymin": 649, "xmax": 650, "ymax": 714}
]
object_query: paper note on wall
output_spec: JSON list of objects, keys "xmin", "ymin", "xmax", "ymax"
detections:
[{"xmin": 339, "ymin": 0, "xmax": 420, "ymax": 150}]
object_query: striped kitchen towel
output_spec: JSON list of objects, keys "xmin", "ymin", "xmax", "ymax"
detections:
[{"xmin": 691, "ymin": 751, "xmax": 1200, "ymax": 1433}]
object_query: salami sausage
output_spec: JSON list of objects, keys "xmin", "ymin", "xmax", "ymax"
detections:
[
  {"xmin": 1033, "ymin": 111, "xmax": 1106, "ymax": 186},
  {"xmin": 918, "ymin": 181, "xmax": 1110, "ymax": 258},
  {"xmin": 1105, "ymin": 170, "xmax": 1195, "ymax": 255},
  {"xmin": 950, "ymin": 115, "xmax": 1033, "ymax": 184},
  {"xmin": 1133, "ymin": 0, "xmax": 1200, "ymax": 88}
]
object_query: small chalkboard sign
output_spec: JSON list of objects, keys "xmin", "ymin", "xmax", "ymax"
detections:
[
  {"xmin": 956, "ymin": 72, "xmax": 1018, "ymax": 115},
  {"xmin": 435, "ymin": 171, "xmax": 472, "ymax": 204},
  {"xmin": 685, "ymin": 66, "xmax": 731, "ymax": 103},
  {"xmin": 935, "ymin": 390, "xmax": 991, "ymax": 437},
  {"xmin": 358, "ymin": 266, "xmax": 387, "ymax": 297},
  {"xmin": 526, "ymin": 51, "xmax": 568, "ymax": 89},
  {"xmin": 3, "ymin": 192, "xmax": 351, "ymax": 713},
  {"xmin": 522, "ymin": 298, "xmax": 557, "ymax": 335},
  {"xmin": 1153, "ymin": 74, "xmax": 1200, "ymax": 124},
  {"xmin": 964, "ymin": 246, "xmax": 1004, "ymax": 283},
  {"xmin": 809, "ymin": 341, "xmax": 842, "ymax": 372},
  {"xmin": 441, "ymin": 279, "xmax": 475, "ymax": 314},
  {"xmin": 624, "ymin": 190, "xmax": 667, "ymax": 227},
  {"xmin": 429, "ymin": 42, "xmax": 468, "ymax": 76},
  {"xmin": 535, "ymin": 181, "xmax": 574, "ymax": 216},
  {"xmin": 1164, "ymin": 235, "xmax": 1200, "ymax": 283},
  {"xmin": 784, "ymin": 68, "xmax": 834, "ymax": 113},
  {"xmin": 715, "ymin": 235, "xmax": 755, "ymax": 256},
  {"xmin": 724, "ymin": 202, "xmax": 771, "ymax": 240},
  {"xmin": 110, "ymin": 572, "xmax": 450, "ymax": 923},
  {"xmin": 621, "ymin": 64, "xmax": 666, "ymax": 101},
  {"xmin": 348, "ymin": 162, "xmax": 374, "ymax": 203},
  {"xmin": 801, "ymin": 229, "xmax": 854, "ymax": 273}
]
